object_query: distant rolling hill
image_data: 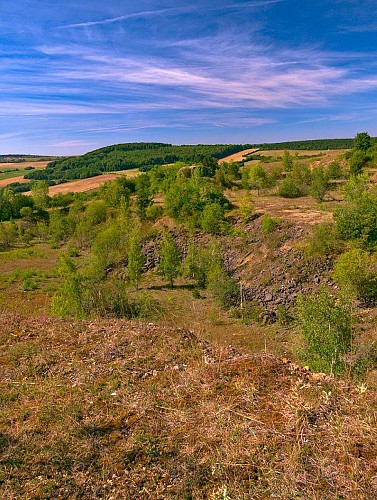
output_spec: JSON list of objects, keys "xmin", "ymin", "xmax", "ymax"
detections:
[{"xmin": 23, "ymin": 138, "xmax": 358, "ymax": 183}]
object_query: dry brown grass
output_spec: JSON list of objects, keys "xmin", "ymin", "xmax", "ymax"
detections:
[{"xmin": 0, "ymin": 313, "xmax": 376, "ymax": 499}]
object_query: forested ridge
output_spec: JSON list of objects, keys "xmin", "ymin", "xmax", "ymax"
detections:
[
  {"xmin": 23, "ymin": 138, "xmax": 366, "ymax": 182},
  {"xmin": 24, "ymin": 143, "xmax": 251, "ymax": 182}
]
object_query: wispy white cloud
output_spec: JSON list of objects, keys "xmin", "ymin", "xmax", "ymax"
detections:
[
  {"xmin": 38, "ymin": 41, "xmax": 377, "ymax": 112},
  {"xmin": 57, "ymin": 7, "xmax": 183, "ymax": 29},
  {"xmin": 338, "ymin": 23, "xmax": 377, "ymax": 33},
  {"xmin": 50, "ymin": 140, "xmax": 96, "ymax": 147},
  {"xmin": 57, "ymin": 1, "xmax": 283, "ymax": 30}
]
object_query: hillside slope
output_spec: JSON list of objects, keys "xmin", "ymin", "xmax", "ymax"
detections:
[{"xmin": 1, "ymin": 313, "xmax": 376, "ymax": 499}]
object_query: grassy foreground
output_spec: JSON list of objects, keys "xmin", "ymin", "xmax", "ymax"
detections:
[{"xmin": 1, "ymin": 313, "xmax": 376, "ymax": 499}]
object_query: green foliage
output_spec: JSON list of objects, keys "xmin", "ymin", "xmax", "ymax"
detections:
[
  {"xmin": 247, "ymin": 164, "xmax": 270, "ymax": 194},
  {"xmin": 334, "ymin": 181, "xmax": 377, "ymax": 246},
  {"xmin": 31, "ymin": 181, "xmax": 50, "ymax": 209},
  {"xmin": 51, "ymin": 256, "xmax": 86, "ymax": 319},
  {"xmin": 326, "ymin": 160, "xmax": 343, "ymax": 180},
  {"xmin": 282, "ymin": 150, "xmax": 293, "ymax": 171},
  {"xmin": 215, "ymin": 162, "xmax": 240, "ymax": 188},
  {"xmin": 304, "ymin": 223, "xmax": 341, "ymax": 259},
  {"xmin": 208, "ymin": 269, "xmax": 240, "ymax": 309},
  {"xmin": 297, "ymin": 288, "xmax": 352, "ymax": 374},
  {"xmin": 333, "ymin": 248, "xmax": 377, "ymax": 306},
  {"xmin": 164, "ymin": 177, "xmax": 230, "ymax": 228},
  {"xmin": 278, "ymin": 163, "xmax": 311, "ymax": 198},
  {"xmin": 49, "ymin": 210, "xmax": 75, "ymax": 245},
  {"xmin": 341, "ymin": 174, "xmax": 369, "ymax": 202},
  {"xmin": 98, "ymin": 177, "xmax": 133, "ymax": 207},
  {"xmin": 127, "ymin": 228, "xmax": 145, "ymax": 289},
  {"xmin": 310, "ymin": 166, "xmax": 330, "ymax": 201},
  {"xmin": 183, "ymin": 243, "xmax": 222, "ymax": 288},
  {"xmin": 83, "ymin": 200, "xmax": 108, "ymax": 226},
  {"xmin": 261, "ymin": 214, "xmax": 280, "ymax": 234},
  {"xmin": 135, "ymin": 174, "xmax": 153, "ymax": 221},
  {"xmin": 0, "ymin": 221, "xmax": 18, "ymax": 249},
  {"xmin": 25, "ymin": 143, "xmax": 251, "ymax": 182},
  {"xmin": 354, "ymin": 132, "xmax": 371, "ymax": 152},
  {"xmin": 199, "ymin": 202, "xmax": 230, "ymax": 235},
  {"xmin": 0, "ymin": 189, "xmax": 35, "ymax": 222},
  {"xmin": 278, "ymin": 176, "xmax": 302, "ymax": 198},
  {"xmin": 238, "ymin": 196, "xmax": 254, "ymax": 223},
  {"xmin": 349, "ymin": 150, "xmax": 370, "ymax": 176},
  {"xmin": 255, "ymin": 138, "xmax": 355, "ymax": 151},
  {"xmin": 91, "ymin": 223, "xmax": 127, "ymax": 271},
  {"xmin": 145, "ymin": 204, "xmax": 163, "ymax": 221},
  {"xmin": 158, "ymin": 232, "xmax": 181, "ymax": 288},
  {"xmin": 52, "ymin": 255, "xmax": 159, "ymax": 319}
]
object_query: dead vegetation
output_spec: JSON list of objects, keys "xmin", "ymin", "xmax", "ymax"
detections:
[{"xmin": 0, "ymin": 313, "xmax": 376, "ymax": 499}]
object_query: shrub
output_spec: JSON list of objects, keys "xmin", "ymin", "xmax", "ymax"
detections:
[
  {"xmin": 208, "ymin": 269, "xmax": 240, "ymax": 308},
  {"xmin": 238, "ymin": 196, "xmax": 254, "ymax": 223},
  {"xmin": 349, "ymin": 150, "xmax": 370, "ymax": 176},
  {"xmin": 145, "ymin": 204, "xmax": 163, "ymax": 221},
  {"xmin": 304, "ymin": 222, "xmax": 342, "ymax": 259},
  {"xmin": 310, "ymin": 166, "xmax": 330, "ymax": 202},
  {"xmin": 327, "ymin": 161, "xmax": 343, "ymax": 180},
  {"xmin": 158, "ymin": 231, "xmax": 181, "ymax": 288},
  {"xmin": 200, "ymin": 203, "xmax": 230, "ymax": 235},
  {"xmin": 278, "ymin": 177, "xmax": 303, "ymax": 198},
  {"xmin": 297, "ymin": 288, "xmax": 352, "ymax": 374},
  {"xmin": 334, "ymin": 190, "xmax": 377, "ymax": 246},
  {"xmin": 261, "ymin": 214, "xmax": 280, "ymax": 234},
  {"xmin": 52, "ymin": 257, "xmax": 160, "ymax": 319},
  {"xmin": 333, "ymin": 248, "xmax": 377, "ymax": 306}
]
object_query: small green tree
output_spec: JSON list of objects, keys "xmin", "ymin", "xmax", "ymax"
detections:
[
  {"xmin": 200, "ymin": 202, "xmax": 230, "ymax": 235},
  {"xmin": 327, "ymin": 160, "xmax": 343, "ymax": 180},
  {"xmin": 183, "ymin": 242, "xmax": 222, "ymax": 289},
  {"xmin": 158, "ymin": 231, "xmax": 181, "ymax": 288},
  {"xmin": 31, "ymin": 181, "xmax": 50, "ymax": 209},
  {"xmin": 354, "ymin": 132, "xmax": 371, "ymax": 152},
  {"xmin": 297, "ymin": 288, "xmax": 352, "ymax": 374},
  {"xmin": 51, "ymin": 256, "xmax": 86, "ymax": 319},
  {"xmin": 127, "ymin": 227, "xmax": 145, "ymax": 289},
  {"xmin": 248, "ymin": 165, "xmax": 269, "ymax": 195},
  {"xmin": 278, "ymin": 176, "xmax": 302, "ymax": 198},
  {"xmin": 135, "ymin": 174, "xmax": 153, "ymax": 221},
  {"xmin": 310, "ymin": 166, "xmax": 330, "ymax": 202},
  {"xmin": 349, "ymin": 150, "xmax": 370, "ymax": 176},
  {"xmin": 333, "ymin": 248, "xmax": 377, "ymax": 306},
  {"xmin": 282, "ymin": 150, "xmax": 293, "ymax": 171}
]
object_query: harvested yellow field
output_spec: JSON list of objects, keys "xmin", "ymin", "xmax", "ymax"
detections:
[
  {"xmin": 218, "ymin": 148, "xmax": 260, "ymax": 163},
  {"xmin": 47, "ymin": 169, "xmax": 140, "ymax": 195},
  {"xmin": 48, "ymin": 174, "xmax": 121, "ymax": 195},
  {"xmin": 0, "ymin": 176, "xmax": 29, "ymax": 188},
  {"xmin": 0, "ymin": 160, "xmax": 50, "ymax": 170}
]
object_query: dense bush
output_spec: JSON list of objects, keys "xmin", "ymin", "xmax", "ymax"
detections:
[
  {"xmin": 304, "ymin": 222, "xmax": 341, "ymax": 259},
  {"xmin": 297, "ymin": 288, "xmax": 352, "ymax": 374},
  {"xmin": 333, "ymin": 248, "xmax": 377, "ymax": 306},
  {"xmin": 334, "ymin": 189, "xmax": 377, "ymax": 246}
]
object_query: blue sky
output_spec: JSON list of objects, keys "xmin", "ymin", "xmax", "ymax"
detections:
[{"xmin": 1, "ymin": 0, "xmax": 377, "ymax": 154}]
